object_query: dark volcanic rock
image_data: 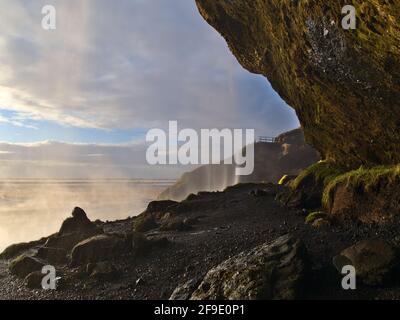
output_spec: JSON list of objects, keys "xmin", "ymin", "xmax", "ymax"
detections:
[
  {"xmin": 195, "ymin": 0, "xmax": 400, "ymax": 167},
  {"xmin": 24, "ymin": 271, "xmax": 45, "ymax": 289},
  {"xmin": 43, "ymin": 208, "xmax": 102, "ymax": 253},
  {"xmin": 0, "ymin": 238, "xmax": 47, "ymax": 260},
  {"xmin": 59, "ymin": 207, "xmax": 98, "ymax": 235},
  {"xmin": 190, "ymin": 234, "xmax": 308, "ymax": 300},
  {"xmin": 70, "ymin": 234, "xmax": 130, "ymax": 266},
  {"xmin": 9, "ymin": 255, "xmax": 45, "ymax": 278},
  {"xmin": 333, "ymin": 239, "xmax": 399, "ymax": 285}
]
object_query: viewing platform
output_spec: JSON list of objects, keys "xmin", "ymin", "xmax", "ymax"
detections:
[{"xmin": 257, "ymin": 136, "xmax": 278, "ymax": 143}]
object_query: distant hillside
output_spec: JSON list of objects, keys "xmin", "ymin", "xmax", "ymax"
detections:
[{"xmin": 158, "ymin": 128, "xmax": 320, "ymax": 201}]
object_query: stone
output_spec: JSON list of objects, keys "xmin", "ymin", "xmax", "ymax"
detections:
[
  {"xmin": 170, "ymin": 278, "xmax": 202, "ymax": 300},
  {"xmin": 70, "ymin": 234, "xmax": 131, "ymax": 266},
  {"xmin": 87, "ymin": 262, "xmax": 120, "ymax": 281},
  {"xmin": 59, "ymin": 207, "xmax": 98, "ymax": 235},
  {"xmin": 311, "ymin": 218, "xmax": 330, "ymax": 229},
  {"xmin": 9, "ymin": 255, "xmax": 45, "ymax": 278},
  {"xmin": 195, "ymin": 0, "xmax": 400, "ymax": 167},
  {"xmin": 0, "ymin": 238, "xmax": 46, "ymax": 260},
  {"xmin": 190, "ymin": 234, "xmax": 308, "ymax": 300},
  {"xmin": 44, "ymin": 231, "xmax": 100, "ymax": 252},
  {"xmin": 25, "ymin": 271, "xmax": 44, "ymax": 289},
  {"xmin": 333, "ymin": 239, "xmax": 399, "ymax": 285}
]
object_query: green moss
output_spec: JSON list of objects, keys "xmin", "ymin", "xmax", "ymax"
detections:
[
  {"xmin": 278, "ymin": 175, "xmax": 288, "ymax": 185},
  {"xmin": 305, "ymin": 211, "xmax": 327, "ymax": 224},
  {"xmin": 290, "ymin": 161, "xmax": 346, "ymax": 190},
  {"xmin": 322, "ymin": 165, "xmax": 400, "ymax": 208}
]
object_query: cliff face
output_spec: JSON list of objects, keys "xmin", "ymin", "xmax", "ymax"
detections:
[
  {"xmin": 195, "ymin": 0, "xmax": 400, "ymax": 167},
  {"xmin": 159, "ymin": 129, "xmax": 319, "ymax": 201}
]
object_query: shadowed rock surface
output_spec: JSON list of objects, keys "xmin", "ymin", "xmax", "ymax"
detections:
[
  {"xmin": 190, "ymin": 234, "xmax": 308, "ymax": 300},
  {"xmin": 195, "ymin": 0, "xmax": 400, "ymax": 167}
]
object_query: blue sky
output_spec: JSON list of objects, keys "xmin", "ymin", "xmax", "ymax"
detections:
[{"xmin": 0, "ymin": 0, "xmax": 299, "ymax": 178}]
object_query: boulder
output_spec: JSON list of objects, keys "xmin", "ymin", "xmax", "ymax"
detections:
[
  {"xmin": 70, "ymin": 234, "xmax": 130, "ymax": 266},
  {"xmin": 44, "ymin": 231, "xmax": 100, "ymax": 252},
  {"xmin": 333, "ymin": 239, "xmax": 399, "ymax": 285},
  {"xmin": 59, "ymin": 207, "xmax": 98, "ymax": 235},
  {"xmin": 0, "ymin": 238, "xmax": 47, "ymax": 260},
  {"xmin": 43, "ymin": 208, "xmax": 102, "ymax": 252},
  {"xmin": 190, "ymin": 234, "xmax": 308, "ymax": 300},
  {"xmin": 9, "ymin": 255, "xmax": 45, "ymax": 278},
  {"xmin": 24, "ymin": 271, "xmax": 44, "ymax": 289}
]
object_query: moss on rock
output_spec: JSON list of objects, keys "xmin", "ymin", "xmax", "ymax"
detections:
[{"xmin": 195, "ymin": 0, "xmax": 400, "ymax": 167}]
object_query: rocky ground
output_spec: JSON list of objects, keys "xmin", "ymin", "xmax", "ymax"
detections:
[{"xmin": 1, "ymin": 183, "xmax": 400, "ymax": 300}]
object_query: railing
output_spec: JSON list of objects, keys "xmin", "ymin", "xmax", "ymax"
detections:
[{"xmin": 257, "ymin": 136, "xmax": 277, "ymax": 143}]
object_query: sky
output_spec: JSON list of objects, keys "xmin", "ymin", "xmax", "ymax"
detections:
[{"xmin": 0, "ymin": 0, "xmax": 299, "ymax": 179}]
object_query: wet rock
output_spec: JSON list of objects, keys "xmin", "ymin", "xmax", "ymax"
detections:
[
  {"xmin": 70, "ymin": 234, "xmax": 131, "ymax": 266},
  {"xmin": 333, "ymin": 239, "xmax": 399, "ymax": 285},
  {"xmin": 9, "ymin": 255, "xmax": 46, "ymax": 278},
  {"xmin": 190, "ymin": 234, "xmax": 308, "ymax": 300},
  {"xmin": 170, "ymin": 278, "xmax": 202, "ymax": 300}
]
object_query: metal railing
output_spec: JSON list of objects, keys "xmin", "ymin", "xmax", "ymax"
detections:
[{"xmin": 257, "ymin": 136, "xmax": 277, "ymax": 143}]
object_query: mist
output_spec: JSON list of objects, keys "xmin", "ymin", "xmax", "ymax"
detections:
[{"xmin": 0, "ymin": 179, "xmax": 171, "ymax": 252}]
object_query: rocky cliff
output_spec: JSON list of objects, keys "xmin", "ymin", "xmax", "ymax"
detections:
[
  {"xmin": 195, "ymin": 0, "xmax": 400, "ymax": 167},
  {"xmin": 158, "ymin": 128, "xmax": 319, "ymax": 201}
]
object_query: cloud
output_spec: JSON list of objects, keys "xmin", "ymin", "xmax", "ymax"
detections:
[
  {"xmin": 0, "ymin": 139, "xmax": 193, "ymax": 179},
  {"xmin": 0, "ymin": 0, "xmax": 299, "ymax": 135}
]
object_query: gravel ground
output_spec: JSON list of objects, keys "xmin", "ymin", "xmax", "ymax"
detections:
[{"xmin": 1, "ymin": 183, "xmax": 400, "ymax": 300}]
